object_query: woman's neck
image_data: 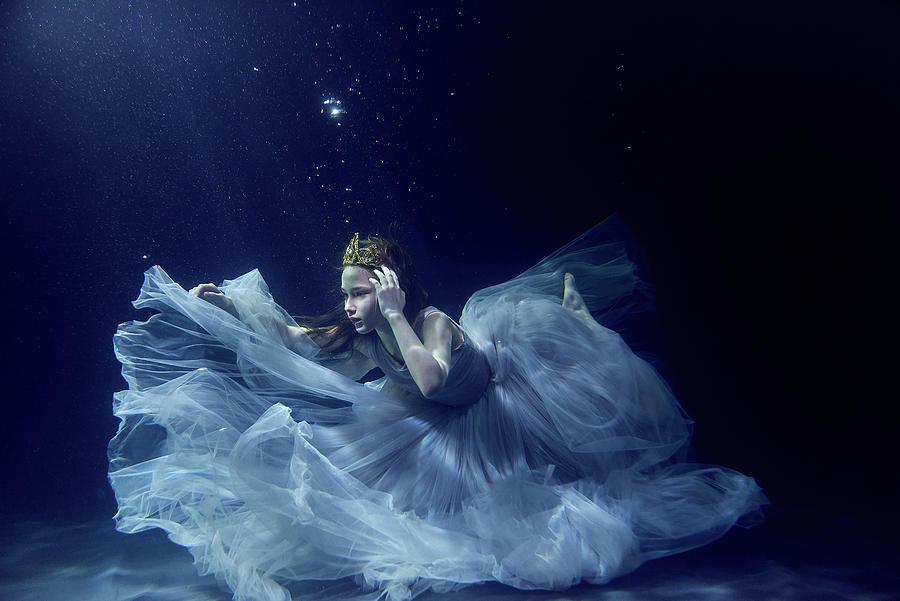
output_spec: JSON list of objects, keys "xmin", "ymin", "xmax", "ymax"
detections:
[{"xmin": 375, "ymin": 320, "xmax": 404, "ymax": 362}]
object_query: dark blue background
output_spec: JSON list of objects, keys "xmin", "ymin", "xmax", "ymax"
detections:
[{"xmin": 1, "ymin": 0, "xmax": 897, "ymax": 539}]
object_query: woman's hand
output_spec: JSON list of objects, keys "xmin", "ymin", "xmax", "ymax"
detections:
[
  {"xmin": 370, "ymin": 266, "xmax": 406, "ymax": 319},
  {"xmin": 189, "ymin": 283, "xmax": 238, "ymax": 318}
]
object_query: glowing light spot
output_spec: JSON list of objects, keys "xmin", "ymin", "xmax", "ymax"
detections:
[{"xmin": 323, "ymin": 97, "xmax": 346, "ymax": 118}]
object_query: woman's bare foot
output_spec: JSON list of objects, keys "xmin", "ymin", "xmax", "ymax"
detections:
[{"xmin": 562, "ymin": 273, "xmax": 593, "ymax": 321}]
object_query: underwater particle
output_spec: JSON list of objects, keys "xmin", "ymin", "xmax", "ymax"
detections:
[{"xmin": 142, "ymin": 254, "xmax": 149, "ymax": 259}]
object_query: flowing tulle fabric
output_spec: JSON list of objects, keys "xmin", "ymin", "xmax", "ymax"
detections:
[{"xmin": 109, "ymin": 217, "xmax": 767, "ymax": 601}]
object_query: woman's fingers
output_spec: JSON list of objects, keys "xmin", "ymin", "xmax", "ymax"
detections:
[
  {"xmin": 372, "ymin": 267, "xmax": 398, "ymax": 288},
  {"xmin": 190, "ymin": 283, "xmax": 222, "ymax": 300},
  {"xmin": 371, "ymin": 269, "xmax": 385, "ymax": 288},
  {"xmin": 379, "ymin": 265, "xmax": 398, "ymax": 287}
]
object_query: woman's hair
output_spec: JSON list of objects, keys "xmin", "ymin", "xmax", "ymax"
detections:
[
  {"xmin": 350, "ymin": 234, "xmax": 428, "ymax": 321},
  {"xmin": 293, "ymin": 233, "xmax": 428, "ymax": 355}
]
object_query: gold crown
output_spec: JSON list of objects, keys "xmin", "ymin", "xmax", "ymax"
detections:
[{"xmin": 342, "ymin": 232, "xmax": 382, "ymax": 266}]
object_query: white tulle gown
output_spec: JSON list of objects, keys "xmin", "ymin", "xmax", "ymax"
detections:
[{"xmin": 108, "ymin": 217, "xmax": 767, "ymax": 601}]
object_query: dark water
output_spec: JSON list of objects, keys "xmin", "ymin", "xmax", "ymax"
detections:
[{"xmin": 2, "ymin": 1, "xmax": 898, "ymax": 599}]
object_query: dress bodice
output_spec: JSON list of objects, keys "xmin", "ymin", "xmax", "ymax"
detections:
[{"xmin": 365, "ymin": 306, "xmax": 491, "ymax": 406}]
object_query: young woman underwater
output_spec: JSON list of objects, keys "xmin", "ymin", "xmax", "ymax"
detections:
[{"xmin": 109, "ymin": 217, "xmax": 767, "ymax": 601}]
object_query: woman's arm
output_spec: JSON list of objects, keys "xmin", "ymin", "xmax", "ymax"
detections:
[
  {"xmin": 192, "ymin": 282, "xmax": 320, "ymax": 349},
  {"xmin": 192, "ymin": 282, "xmax": 376, "ymax": 379},
  {"xmin": 387, "ymin": 311, "xmax": 453, "ymax": 398},
  {"xmin": 287, "ymin": 325, "xmax": 376, "ymax": 380},
  {"xmin": 372, "ymin": 266, "xmax": 452, "ymax": 399}
]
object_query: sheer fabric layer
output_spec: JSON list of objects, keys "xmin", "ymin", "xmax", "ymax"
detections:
[{"xmin": 109, "ymin": 217, "xmax": 766, "ymax": 601}]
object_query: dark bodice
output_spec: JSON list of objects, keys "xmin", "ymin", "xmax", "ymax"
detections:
[{"xmin": 365, "ymin": 307, "xmax": 491, "ymax": 406}]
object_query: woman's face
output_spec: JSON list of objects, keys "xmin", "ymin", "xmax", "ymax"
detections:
[{"xmin": 341, "ymin": 265, "xmax": 383, "ymax": 334}]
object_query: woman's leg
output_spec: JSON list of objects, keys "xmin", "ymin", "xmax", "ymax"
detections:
[{"xmin": 562, "ymin": 273, "xmax": 596, "ymax": 323}]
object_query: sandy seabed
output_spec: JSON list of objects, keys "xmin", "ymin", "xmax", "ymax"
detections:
[{"xmin": 1, "ymin": 508, "xmax": 896, "ymax": 601}]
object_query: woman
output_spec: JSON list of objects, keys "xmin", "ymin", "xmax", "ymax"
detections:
[{"xmin": 109, "ymin": 218, "xmax": 766, "ymax": 601}]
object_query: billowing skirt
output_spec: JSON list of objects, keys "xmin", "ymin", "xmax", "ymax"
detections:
[{"xmin": 109, "ymin": 217, "xmax": 766, "ymax": 601}]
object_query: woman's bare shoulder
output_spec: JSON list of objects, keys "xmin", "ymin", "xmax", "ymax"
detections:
[{"xmin": 421, "ymin": 310, "xmax": 463, "ymax": 349}]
